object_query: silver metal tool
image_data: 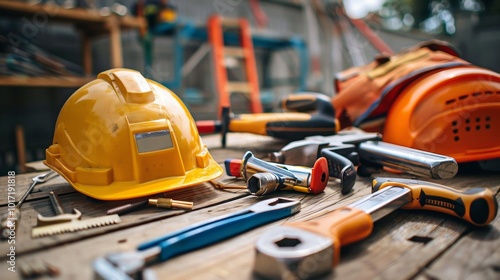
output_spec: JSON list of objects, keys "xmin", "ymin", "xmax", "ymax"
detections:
[
  {"xmin": 240, "ymin": 151, "xmax": 329, "ymax": 196},
  {"xmin": 269, "ymin": 129, "xmax": 458, "ymax": 194},
  {"xmin": 254, "ymin": 179, "xmax": 497, "ymax": 279},
  {"xmin": 1, "ymin": 171, "xmax": 56, "ymax": 240},
  {"xmin": 93, "ymin": 197, "xmax": 301, "ymax": 280},
  {"xmin": 36, "ymin": 191, "xmax": 82, "ymax": 226},
  {"xmin": 357, "ymin": 141, "xmax": 458, "ymax": 179}
]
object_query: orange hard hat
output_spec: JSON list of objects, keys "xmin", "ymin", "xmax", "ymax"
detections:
[{"xmin": 383, "ymin": 66, "xmax": 500, "ymax": 163}]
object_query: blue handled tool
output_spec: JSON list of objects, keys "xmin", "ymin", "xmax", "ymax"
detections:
[{"xmin": 93, "ymin": 197, "xmax": 300, "ymax": 280}]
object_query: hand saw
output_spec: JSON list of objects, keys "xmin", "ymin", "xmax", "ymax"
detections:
[{"xmin": 32, "ymin": 214, "xmax": 121, "ymax": 238}]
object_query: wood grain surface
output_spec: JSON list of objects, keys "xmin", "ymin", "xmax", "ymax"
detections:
[{"xmin": 0, "ymin": 133, "xmax": 498, "ymax": 280}]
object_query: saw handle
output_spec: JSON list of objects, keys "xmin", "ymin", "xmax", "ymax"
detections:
[
  {"xmin": 372, "ymin": 177, "xmax": 498, "ymax": 226},
  {"xmin": 288, "ymin": 207, "xmax": 373, "ymax": 266}
]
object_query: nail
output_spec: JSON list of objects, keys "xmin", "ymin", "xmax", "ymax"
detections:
[{"xmin": 106, "ymin": 200, "xmax": 148, "ymax": 215}]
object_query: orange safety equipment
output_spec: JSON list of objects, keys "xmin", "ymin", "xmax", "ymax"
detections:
[
  {"xmin": 332, "ymin": 40, "xmax": 500, "ymax": 163},
  {"xmin": 383, "ymin": 66, "xmax": 500, "ymax": 163},
  {"xmin": 44, "ymin": 68, "xmax": 223, "ymax": 200}
]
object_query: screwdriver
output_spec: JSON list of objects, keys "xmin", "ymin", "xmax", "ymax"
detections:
[
  {"xmin": 196, "ymin": 93, "xmax": 338, "ymax": 147},
  {"xmin": 254, "ymin": 178, "xmax": 498, "ymax": 279}
]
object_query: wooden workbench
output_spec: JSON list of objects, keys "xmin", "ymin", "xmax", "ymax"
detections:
[{"xmin": 0, "ymin": 133, "xmax": 499, "ymax": 280}]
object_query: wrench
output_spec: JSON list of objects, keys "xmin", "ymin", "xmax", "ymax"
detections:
[
  {"xmin": 254, "ymin": 178, "xmax": 498, "ymax": 279},
  {"xmin": 1, "ymin": 171, "xmax": 57, "ymax": 239},
  {"xmin": 93, "ymin": 197, "xmax": 301, "ymax": 279}
]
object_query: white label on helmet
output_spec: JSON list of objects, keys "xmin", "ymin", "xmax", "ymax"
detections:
[{"xmin": 135, "ymin": 130, "xmax": 173, "ymax": 153}]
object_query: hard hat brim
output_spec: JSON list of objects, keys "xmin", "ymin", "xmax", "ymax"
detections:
[{"xmin": 44, "ymin": 159, "xmax": 223, "ymax": 200}]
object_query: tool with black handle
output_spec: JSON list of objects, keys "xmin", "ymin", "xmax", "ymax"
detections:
[
  {"xmin": 196, "ymin": 93, "xmax": 338, "ymax": 147},
  {"xmin": 269, "ymin": 128, "xmax": 459, "ymax": 194},
  {"xmin": 254, "ymin": 178, "xmax": 498, "ymax": 279}
]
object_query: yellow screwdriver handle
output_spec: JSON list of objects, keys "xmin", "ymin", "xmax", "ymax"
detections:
[
  {"xmin": 288, "ymin": 207, "xmax": 373, "ymax": 267},
  {"xmin": 372, "ymin": 177, "xmax": 498, "ymax": 226}
]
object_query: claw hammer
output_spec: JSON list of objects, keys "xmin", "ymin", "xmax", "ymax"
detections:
[{"xmin": 254, "ymin": 177, "xmax": 498, "ymax": 279}]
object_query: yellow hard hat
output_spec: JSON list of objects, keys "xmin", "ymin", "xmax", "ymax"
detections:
[{"xmin": 44, "ymin": 68, "xmax": 223, "ymax": 200}]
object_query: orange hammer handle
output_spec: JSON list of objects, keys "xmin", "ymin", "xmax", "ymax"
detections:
[{"xmin": 288, "ymin": 207, "xmax": 373, "ymax": 266}]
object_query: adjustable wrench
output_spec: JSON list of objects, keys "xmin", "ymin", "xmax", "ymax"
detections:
[
  {"xmin": 93, "ymin": 197, "xmax": 301, "ymax": 279},
  {"xmin": 254, "ymin": 178, "xmax": 498, "ymax": 279},
  {"xmin": 1, "ymin": 171, "xmax": 57, "ymax": 239}
]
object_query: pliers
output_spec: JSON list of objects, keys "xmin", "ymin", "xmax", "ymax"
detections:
[{"xmin": 93, "ymin": 197, "xmax": 300, "ymax": 279}]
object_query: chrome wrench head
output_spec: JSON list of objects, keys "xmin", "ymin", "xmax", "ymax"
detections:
[
  {"xmin": 32, "ymin": 171, "xmax": 55, "ymax": 184},
  {"xmin": 94, "ymin": 247, "xmax": 161, "ymax": 279},
  {"xmin": 248, "ymin": 197, "xmax": 301, "ymax": 214},
  {"xmin": 254, "ymin": 226, "xmax": 333, "ymax": 280}
]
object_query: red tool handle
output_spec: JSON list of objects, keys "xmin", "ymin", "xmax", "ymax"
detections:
[
  {"xmin": 224, "ymin": 159, "xmax": 243, "ymax": 177},
  {"xmin": 224, "ymin": 157, "xmax": 329, "ymax": 195},
  {"xmin": 196, "ymin": 120, "xmax": 222, "ymax": 134}
]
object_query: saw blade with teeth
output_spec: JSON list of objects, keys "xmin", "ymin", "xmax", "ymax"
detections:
[{"xmin": 32, "ymin": 214, "xmax": 121, "ymax": 238}]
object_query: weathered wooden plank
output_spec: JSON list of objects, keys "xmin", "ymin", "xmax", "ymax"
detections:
[
  {"xmin": 0, "ymin": 177, "xmax": 351, "ymax": 279},
  {"xmin": 0, "ymin": 133, "xmax": 281, "ymax": 207},
  {"xmin": 1, "ymin": 173, "xmax": 498, "ymax": 279},
  {"xmin": 0, "ymin": 172, "xmax": 72, "ymax": 207},
  {"xmin": 0, "ymin": 134, "xmax": 279, "ymax": 260},
  {"xmin": 2, "ymin": 132, "xmax": 500, "ymax": 280},
  {"xmin": 0, "ymin": 146, "xmax": 252, "ymax": 257},
  {"xmin": 0, "ymin": 194, "xmax": 289, "ymax": 279},
  {"xmin": 151, "ymin": 189, "xmax": 500, "ymax": 280}
]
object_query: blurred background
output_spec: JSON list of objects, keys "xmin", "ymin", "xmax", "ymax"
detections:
[{"xmin": 1, "ymin": 0, "xmax": 499, "ymax": 173}]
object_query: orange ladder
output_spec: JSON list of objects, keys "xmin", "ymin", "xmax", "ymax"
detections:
[{"xmin": 208, "ymin": 15, "xmax": 263, "ymax": 115}]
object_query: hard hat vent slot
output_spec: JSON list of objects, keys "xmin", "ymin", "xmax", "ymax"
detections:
[
  {"xmin": 451, "ymin": 115, "xmax": 492, "ymax": 142},
  {"xmin": 444, "ymin": 90, "xmax": 500, "ymax": 107}
]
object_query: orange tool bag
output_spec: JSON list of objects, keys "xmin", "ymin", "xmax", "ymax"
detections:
[{"xmin": 332, "ymin": 40, "xmax": 500, "ymax": 165}]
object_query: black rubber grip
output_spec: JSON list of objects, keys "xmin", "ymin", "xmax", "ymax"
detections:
[
  {"xmin": 321, "ymin": 148, "xmax": 356, "ymax": 194},
  {"xmin": 372, "ymin": 177, "xmax": 498, "ymax": 226}
]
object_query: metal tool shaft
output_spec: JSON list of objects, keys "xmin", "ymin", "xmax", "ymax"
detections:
[
  {"xmin": 106, "ymin": 201, "xmax": 148, "ymax": 215},
  {"xmin": 36, "ymin": 191, "xmax": 82, "ymax": 227},
  {"xmin": 358, "ymin": 141, "xmax": 458, "ymax": 179},
  {"xmin": 17, "ymin": 171, "xmax": 55, "ymax": 209},
  {"xmin": 348, "ymin": 186, "xmax": 412, "ymax": 221},
  {"xmin": 49, "ymin": 191, "xmax": 65, "ymax": 215}
]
